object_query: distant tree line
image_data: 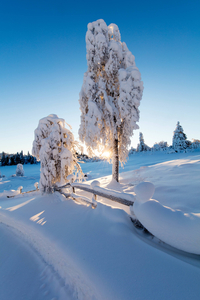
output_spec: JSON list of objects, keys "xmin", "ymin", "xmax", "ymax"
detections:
[
  {"xmin": 0, "ymin": 151, "xmax": 37, "ymax": 166},
  {"xmin": 129, "ymin": 122, "xmax": 200, "ymax": 154}
]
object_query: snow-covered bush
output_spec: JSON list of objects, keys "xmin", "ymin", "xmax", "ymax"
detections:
[
  {"xmin": 32, "ymin": 114, "xmax": 83, "ymax": 193},
  {"xmin": 79, "ymin": 19, "xmax": 143, "ymax": 181},
  {"xmin": 172, "ymin": 122, "xmax": 188, "ymax": 152},
  {"xmin": 137, "ymin": 133, "xmax": 150, "ymax": 152},
  {"xmin": 129, "ymin": 147, "xmax": 136, "ymax": 155},
  {"xmin": 152, "ymin": 141, "xmax": 168, "ymax": 152},
  {"xmin": 16, "ymin": 164, "xmax": 24, "ymax": 176},
  {"xmin": 192, "ymin": 139, "xmax": 200, "ymax": 150}
]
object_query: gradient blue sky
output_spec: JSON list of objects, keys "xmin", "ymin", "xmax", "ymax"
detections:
[{"xmin": 0, "ymin": 0, "xmax": 200, "ymax": 154}]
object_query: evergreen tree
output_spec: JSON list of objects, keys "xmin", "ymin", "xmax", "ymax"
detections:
[
  {"xmin": 172, "ymin": 122, "xmax": 187, "ymax": 152},
  {"xmin": 5, "ymin": 155, "xmax": 9, "ymax": 165},
  {"xmin": 1, "ymin": 152, "xmax": 9, "ymax": 166},
  {"xmin": 32, "ymin": 114, "xmax": 83, "ymax": 193},
  {"xmin": 15, "ymin": 152, "xmax": 21, "ymax": 165},
  {"xmin": 79, "ymin": 19, "xmax": 143, "ymax": 182},
  {"xmin": 137, "ymin": 132, "xmax": 150, "ymax": 152},
  {"xmin": 20, "ymin": 150, "xmax": 24, "ymax": 164},
  {"xmin": 29, "ymin": 155, "xmax": 36, "ymax": 164},
  {"xmin": 10, "ymin": 155, "xmax": 15, "ymax": 165},
  {"xmin": 26, "ymin": 151, "xmax": 30, "ymax": 164},
  {"xmin": 1, "ymin": 152, "xmax": 6, "ymax": 166}
]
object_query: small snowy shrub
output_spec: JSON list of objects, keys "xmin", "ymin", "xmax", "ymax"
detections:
[
  {"xmin": 79, "ymin": 19, "xmax": 143, "ymax": 181},
  {"xmin": 152, "ymin": 141, "xmax": 168, "ymax": 152},
  {"xmin": 16, "ymin": 164, "xmax": 24, "ymax": 176},
  {"xmin": 32, "ymin": 114, "xmax": 83, "ymax": 193},
  {"xmin": 192, "ymin": 139, "xmax": 200, "ymax": 150},
  {"xmin": 129, "ymin": 147, "xmax": 136, "ymax": 155}
]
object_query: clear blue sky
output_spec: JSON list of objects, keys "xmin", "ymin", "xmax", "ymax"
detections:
[{"xmin": 0, "ymin": 0, "xmax": 200, "ymax": 154}]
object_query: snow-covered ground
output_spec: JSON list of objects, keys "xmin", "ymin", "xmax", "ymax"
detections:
[{"xmin": 0, "ymin": 150, "xmax": 200, "ymax": 300}]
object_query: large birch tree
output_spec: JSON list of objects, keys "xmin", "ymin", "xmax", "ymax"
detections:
[{"xmin": 79, "ymin": 19, "xmax": 143, "ymax": 182}]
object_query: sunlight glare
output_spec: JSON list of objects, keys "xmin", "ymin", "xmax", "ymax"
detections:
[{"xmin": 102, "ymin": 151, "xmax": 111, "ymax": 159}]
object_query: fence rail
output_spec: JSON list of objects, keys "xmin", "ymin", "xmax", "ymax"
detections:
[{"xmin": 71, "ymin": 183, "xmax": 134, "ymax": 207}]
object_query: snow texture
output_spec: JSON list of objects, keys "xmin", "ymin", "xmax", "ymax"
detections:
[{"xmin": 79, "ymin": 19, "xmax": 143, "ymax": 165}]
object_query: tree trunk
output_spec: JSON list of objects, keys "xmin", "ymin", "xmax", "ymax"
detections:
[{"xmin": 112, "ymin": 138, "xmax": 119, "ymax": 182}]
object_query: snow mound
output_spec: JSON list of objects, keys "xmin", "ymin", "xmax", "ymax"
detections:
[
  {"xmin": 0, "ymin": 186, "xmax": 23, "ymax": 198},
  {"xmin": 134, "ymin": 199, "xmax": 200, "ymax": 255},
  {"xmin": 134, "ymin": 182, "xmax": 155, "ymax": 203},
  {"xmin": 90, "ymin": 180, "xmax": 100, "ymax": 188}
]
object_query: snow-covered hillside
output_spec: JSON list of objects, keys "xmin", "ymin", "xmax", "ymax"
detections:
[{"xmin": 0, "ymin": 151, "xmax": 200, "ymax": 300}]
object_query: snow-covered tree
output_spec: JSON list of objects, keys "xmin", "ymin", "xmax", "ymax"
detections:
[
  {"xmin": 15, "ymin": 152, "xmax": 20, "ymax": 165},
  {"xmin": 129, "ymin": 147, "xmax": 136, "ymax": 155},
  {"xmin": 32, "ymin": 114, "xmax": 83, "ymax": 193},
  {"xmin": 16, "ymin": 163, "xmax": 24, "ymax": 176},
  {"xmin": 192, "ymin": 139, "xmax": 200, "ymax": 149},
  {"xmin": 1, "ymin": 152, "xmax": 6, "ymax": 166},
  {"xmin": 172, "ymin": 122, "xmax": 187, "ymax": 152},
  {"xmin": 19, "ymin": 151, "xmax": 24, "ymax": 164},
  {"xmin": 152, "ymin": 141, "xmax": 168, "ymax": 152},
  {"xmin": 137, "ymin": 132, "xmax": 150, "ymax": 152},
  {"xmin": 79, "ymin": 19, "xmax": 143, "ymax": 182}
]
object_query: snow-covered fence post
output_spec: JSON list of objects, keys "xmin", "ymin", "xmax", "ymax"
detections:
[
  {"xmin": 32, "ymin": 114, "xmax": 83, "ymax": 193},
  {"xmin": 34, "ymin": 182, "xmax": 39, "ymax": 191},
  {"xmin": 79, "ymin": 19, "xmax": 143, "ymax": 182},
  {"xmin": 72, "ymin": 180, "xmax": 134, "ymax": 206},
  {"xmin": 72, "ymin": 186, "xmax": 75, "ymax": 194}
]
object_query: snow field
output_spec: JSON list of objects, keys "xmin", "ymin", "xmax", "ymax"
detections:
[{"xmin": 0, "ymin": 151, "xmax": 200, "ymax": 300}]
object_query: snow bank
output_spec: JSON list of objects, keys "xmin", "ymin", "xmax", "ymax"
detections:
[
  {"xmin": 134, "ymin": 181, "xmax": 155, "ymax": 203},
  {"xmin": 1, "ymin": 152, "xmax": 200, "ymax": 300},
  {"xmin": 134, "ymin": 199, "xmax": 200, "ymax": 254}
]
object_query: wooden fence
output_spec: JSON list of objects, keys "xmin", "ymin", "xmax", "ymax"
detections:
[{"xmin": 55, "ymin": 182, "xmax": 135, "ymax": 208}]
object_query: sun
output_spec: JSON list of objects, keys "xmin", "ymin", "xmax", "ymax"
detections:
[{"xmin": 102, "ymin": 151, "xmax": 111, "ymax": 159}]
